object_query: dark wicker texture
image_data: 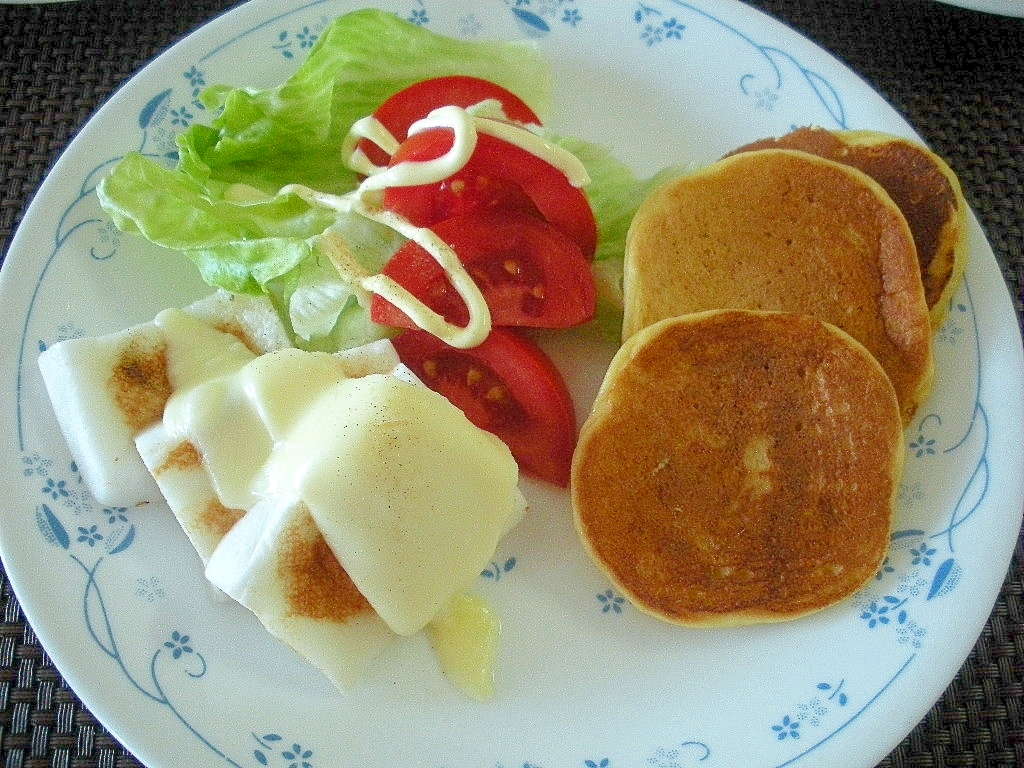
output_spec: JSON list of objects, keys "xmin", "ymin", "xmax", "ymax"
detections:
[{"xmin": 2, "ymin": 1, "xmax": 1022, "ymax": 766}]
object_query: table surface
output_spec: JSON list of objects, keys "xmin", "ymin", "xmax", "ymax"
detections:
[{"xmin": 1, "ymin": 1, "xmax": 1022, "ymax": 766}]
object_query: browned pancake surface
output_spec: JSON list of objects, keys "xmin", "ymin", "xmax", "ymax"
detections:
[
  {"xmin": 732, "ymin": 127, "xmax": 967, "ymax": 326},
  {"xmin": 572, "ymin": 310, "xmax": 902, "ymax": 626},
  {"xmin": 623, "ymin": 148, "xmax": 933, "ymax": 424}
]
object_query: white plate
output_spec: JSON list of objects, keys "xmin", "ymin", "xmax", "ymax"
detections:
[
  {"xmin": 934, "ymin": 0, "xmax": 1024, "ymax": 17},
  {"xmin": 2, "ymin": 1, "xmax": 1023, "ymax": 766}
]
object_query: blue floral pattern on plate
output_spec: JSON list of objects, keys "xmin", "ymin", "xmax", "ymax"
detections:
[{"xmin": 2, "ymin": 1, "xmax": 1017, "ymax": 767}]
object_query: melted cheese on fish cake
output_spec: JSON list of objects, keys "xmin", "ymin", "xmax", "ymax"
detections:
[
  {"xmin": 158, "ymin": 308, "xmax": 525, "ymax": 639},
  {"xmin": 129, "ymin": 315, "xmax": 397, "ymax": 690},
  {"xmin": 268, "ymin": 373, "xmax": 525, "ymax": 636},
  {"xmin": 140, "ymin": 309, "xmax": 525, "ymax": 692},
  {"xmin": 36, "ymin": 291, "xmax": 290, "ymax": 506},
  {"xmin": 42, "ymin": 292, "xmax": 522, "ymax": 695}
]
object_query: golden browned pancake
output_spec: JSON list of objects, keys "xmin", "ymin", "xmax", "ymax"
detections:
[
  {"xmin": 731, "ymin": 127, "xmax": 968, "ymax": 328},
  {"xmin": 623, "ymin": 148, "xmax": 933, "ymax": 424},
  {"xmin": 572, "ymin": 310, "xmax": 903, "ymax": 627}
]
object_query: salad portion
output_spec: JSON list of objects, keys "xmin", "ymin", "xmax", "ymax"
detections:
[
  {"xmin": 40, "ymin": 9, "xmax": 671, "ymax": 698},
  {"xmin": 96, "ymin": 8, "xmax": 668, "ymax": 488}
]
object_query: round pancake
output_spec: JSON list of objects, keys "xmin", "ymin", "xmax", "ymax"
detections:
[
  {"xmin": 730, "ymin": 127, "xmax": 968, "ymax": 328},
  {"xmin": 623, "ymin": 148, "xmax": 933, "ymax": 424},
  {"xmin": 571, "ymin": 310, "xmax": 903, "ymax": 627}
]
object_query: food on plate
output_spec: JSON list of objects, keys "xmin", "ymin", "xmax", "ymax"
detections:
[
  {"xmin": 40, "ymin": 297, "xmax": 525, "ymax": 697},
  {"xmin": 572, "ymin": 310, "xmax": 903, "ymax": 627},
  {"xmin": 370, "ymin": 209, "xmax": 596, "ymax": 331},
  {"xmin": 37, "ymin": 4, "xmax": 967, "ymax": 701},
  {"xmin": 352, "ymin": 74, "xmax": 542, "ymax": 170},
  {"xmin": 622, "ymin": 148, "xmax": 934, "ymax": 424},
  {"xmin": 730, "ymin": 126, "xmax": 969, "ymax": 328},
  {"xmin": 392, "ymin": 327, "xmax": 578, "ymax": 487},
  {"xmin": 41, "ymin": 9, "xmax": 679, "ymax": 698},
  {"xmin": 579, "ymin": 134, "xmax": 971, "ymax": 625},
  {"xmin": 37, "ymin": 291, "xmax": 291, "ymax": 506}
]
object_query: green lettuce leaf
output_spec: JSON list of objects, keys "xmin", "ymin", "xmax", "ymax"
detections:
[
  {"xmin": 551, "ymin": 134, "xmax": 682, "ymax": 337},
  {"xmin": 179, "ymin": 8, "xmax": 554, "ymax": 196}
]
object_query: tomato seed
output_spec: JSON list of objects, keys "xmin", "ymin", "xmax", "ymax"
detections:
[
  {"xmin": 422, "ymin": 359, "xmax": 440, "ymax": 378},
  {"xmin": 466, "ymin": 367, "xmax": 483, "ymax": 386},
  {"xmin": 503, "ymin": 259, "xmax": 521, "ymax": 276},
  {"xmin": 485, "ymin": 385, "xmax": 508, "ymax": 402}
]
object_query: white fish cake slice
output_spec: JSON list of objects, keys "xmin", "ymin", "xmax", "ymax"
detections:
[
  {"xmin": 334, "ymin": 338, "xmax": 421, "ymax": 386},
  {"xmin": 186, "ymin": 290, "xmax": 292, "ymax": 355},
  {"xmin": 39, "ymin": 322, "xmax": 167, "ymax": 506},
  {"xmin": 38, "ymin": 291, "xmax": 290, "ymax": 506},
  {"xmin": 332, "ymin": 337, "xmax": 403, "ymax": 377},
  {"xmin": 206, "ymin": 496, "xmax": 394, "ymax": 692},
  {"xmin": 134, "ymin": 422, "xmax": 243, "ymax": 564},
  {"xmin": 137, "ymin": 421, "xmax": 392, "ymax": 691}
]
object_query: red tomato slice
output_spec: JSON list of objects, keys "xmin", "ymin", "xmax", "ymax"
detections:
[
  {"xmin": 392, "ymin": 328, "xmax": 577, "ymax": 487},
  {"xmin": 357, "ymin": 76, "xmax": 541, "ymax": 168},
  {"xmin": 370, "ymin": 210, "xmax": 596, "ymax": 330},
  {"xmin": 383, "ymin": 128, "xmax": 597, "ymax": 259}
]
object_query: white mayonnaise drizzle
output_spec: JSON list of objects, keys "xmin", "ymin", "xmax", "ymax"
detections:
[
  {"xmin": 280, "ymin": 184, "xmax": 492, "ymax": 349},
  {"xmin": 473, "ymin": 116, "xmax": 591, "ymax": 187},
  {"xmin": 347, "ymin": 103, "xmax": 590, "ymax": 191},
  {"xmin": 357, "ymin": 105, "xmax": 479, "ymax": 192},
  {"xmin": 294, "ymin": 100, "xmax": 591, "ymax": 350},
  {"xmin": 339, "ymin": 97, "xmax": 512, "ymax": 178},
  {"xmin": 340, "ymin": 115, "xmax": 401, "ymax": 176}
]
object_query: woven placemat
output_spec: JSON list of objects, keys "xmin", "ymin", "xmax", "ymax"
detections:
[{"xmin": 2, "ymin": 1, "xmax": 1022, "ymax": 766}]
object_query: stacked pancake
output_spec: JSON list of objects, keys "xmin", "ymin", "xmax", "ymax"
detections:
[
  {"xmin": 572, "ymin": 129, "xmax": 966, "ymax": 626},
  {"xmin": 621, "ymin": 146, "xmax": 937, "ymax": 424},
  {"xmin": 729, "ymin": 127, "xmax": 969, "ymax": 329}
]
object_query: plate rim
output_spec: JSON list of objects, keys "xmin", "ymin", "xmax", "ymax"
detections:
[{"xmin": 1, "ymin": 1, "xmax": 1023, "ymax": 766}]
